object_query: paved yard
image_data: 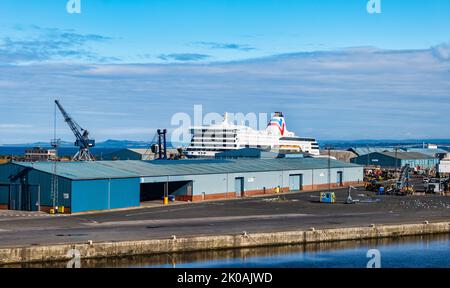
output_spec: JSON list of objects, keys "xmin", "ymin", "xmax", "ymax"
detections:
[{"xmin": 0, "ymin": 186, "xmax": 449, "ymax": 249}]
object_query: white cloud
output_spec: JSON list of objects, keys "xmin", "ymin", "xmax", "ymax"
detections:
[
  {"xmin": 0, "ymin": 25, "xmax": 117, "ymax": 64},
  {"xmin": 0, "ymin": 81, "xmax": 19, "ymax": 88},
  {"xmin": 432, "ymin": 42, "xmax": 450, "ymax": 61},
  {"xmin": 1, "ymin": 44, "xmax": 449, "ymax": 141},
  {"xmin": 95, "ymin": 128, "xmax": 158, "ymax": 136},
  {"xmin": 0, "ymin": 124, "xmax": 33, "ymax": 129},
  {"xmin": 76, "ymin": 111, "xmax": 130, "ymax": 117}
]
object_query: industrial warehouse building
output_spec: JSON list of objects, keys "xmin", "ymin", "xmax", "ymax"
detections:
[
  {"xmin": 403, "ymin": 148, "xmax": 448, "ymax": 160},
  {"xmin": 0, "ymin": 158, "xmax": 363, "ymax": 214},
  {"xmin": 351, "ymin": 151, "xmax": 439, "ymax": 170}
]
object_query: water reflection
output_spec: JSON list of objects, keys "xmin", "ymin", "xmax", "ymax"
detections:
[{"xmin": 5, "ymin": 233, "xmax": 450, "ymax": 268}]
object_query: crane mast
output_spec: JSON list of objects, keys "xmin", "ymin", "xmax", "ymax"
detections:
[{"xmin": 54, "ymin": 100, "xmax": 95, "ymax": 161}]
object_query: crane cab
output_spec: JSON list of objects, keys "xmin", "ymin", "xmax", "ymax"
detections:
[{"xmin": 75, "ymin": 139, "xmax": 96, "ymax": 148}]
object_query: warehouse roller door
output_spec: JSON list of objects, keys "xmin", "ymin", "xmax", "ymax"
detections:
[{"xmin": 140, "ymin": 181, "xmax": 193, "ymax": 202}]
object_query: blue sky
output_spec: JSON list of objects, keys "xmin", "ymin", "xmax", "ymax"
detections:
[{"xmin": 0, "ymin": 0, "xmax": 449, "ymax": 143}]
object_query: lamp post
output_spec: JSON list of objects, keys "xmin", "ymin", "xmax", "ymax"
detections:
[
  {"xmin": 327, "ymin": 145, "xmax": 332, "ymax": 193},
  {"xmin": 395, "ymin": 146, "xmax": 399, "ymax": 178}
]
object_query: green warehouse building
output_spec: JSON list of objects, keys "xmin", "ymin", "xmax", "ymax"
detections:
[{"xmin": 351, "ymin": 151, "xmax": 439, "ymax": 170}]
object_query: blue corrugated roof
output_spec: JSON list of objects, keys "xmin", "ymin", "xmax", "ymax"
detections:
[
  {"xmin": 404, "ymin": 148, "xmax": 447, "ymax": 156},
  {"xmin": 376, "ymin": 151, "xmax": 434, "ymax": 160},
  {"xmin": 12, "ymin": 158, "xmax": 361, "ymax": 180},
  {"xmin": 348, "ymin": 147, "xmax": 400, "ymax": 156}
]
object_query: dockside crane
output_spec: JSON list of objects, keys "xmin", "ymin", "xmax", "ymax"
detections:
[{"xmin": 54, "ymin": 100, "xmax": 96, "ymax": 161}]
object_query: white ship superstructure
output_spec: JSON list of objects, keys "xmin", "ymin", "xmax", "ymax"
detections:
[{"xmin": 184, "ymin": 112, "xmax": 320, "ymax": 158}]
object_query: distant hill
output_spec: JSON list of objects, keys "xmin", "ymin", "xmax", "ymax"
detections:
[
  {"xmin": 0, "ymin": 141, "xmax": 74, "ymax": 148},
  {"xmin": 0, "ymin": 139, "xmax": 178, "ymax": 149},
  {"xmin": 95, "ymin": 140, "xmax": 151, "ymax": 148},
  {"xmin": 2, "ymin": 138, "xmax": 450, "ymax": 150},
  {"xmin": 320, "ymin": 139, "xmax": 450, "ymax": 150}
]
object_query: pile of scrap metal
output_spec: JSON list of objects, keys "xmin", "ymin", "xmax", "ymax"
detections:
[
  {"xmin": 386, "ymin": 165, "xmax": 415, "ymax": 196},
  {"xmin": 364, "ymin": 169, "xmax": 383, "ymax": 192},
  {"xmin": 364, "ymin": 179, "xmax": 384, "ymax": 192},
  {"xmin": 364, "ymin": 168, "xmax": 395, "ymax": 182},
  {"xmin": 365, "ymin": 165, "xmax": 416, "ymax": 196},
  {"xmin": 364, "ymin": 168, "xmax": 397, "ymax": 192},
  {"xmin": 365, "ymin": 180, "xmax": 398, "ymax": 195}
]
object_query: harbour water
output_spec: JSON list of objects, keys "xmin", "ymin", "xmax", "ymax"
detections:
[
  {"xmin": 9, "ymin": 234, "xmax": 450, "ymax": 268},
  {"xmin": 145, "ymin": 234, "xmax": 450, "ymax": 268}
]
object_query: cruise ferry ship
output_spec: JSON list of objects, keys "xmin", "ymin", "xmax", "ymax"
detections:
[{"xmin": 183, "ymin": 112, "xmax": 320, "ymax": 158}]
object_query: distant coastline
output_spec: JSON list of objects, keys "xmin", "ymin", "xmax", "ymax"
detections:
[
  {"xmin": 320, "ymin": 139, "xmax": 450, "ymax": 150},
  {"xmin": 0, "ymin": 140, "xmax": 153, "ymax": 149},
  {"xmin": 0, "ymin": 138, "xmax": 449, "ymax": 158},
  {"xmin": 0, "ymin": 147, "xmax": 121, "ymax": 158}
]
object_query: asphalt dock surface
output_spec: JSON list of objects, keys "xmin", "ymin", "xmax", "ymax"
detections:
[{"xmin": 0, "ymin": 187, "xmax": 449, "ymax": 248}]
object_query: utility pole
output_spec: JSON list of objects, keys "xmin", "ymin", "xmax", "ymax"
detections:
[
  {"xmin": 327, "ymin": 145, "xmax": 332, "ymax": 193},
  {"xmin": 367, "ymin": 145, "xmax": 370, "ymax": 167},
  {"xmin": 164, "ymin": 181, "xmax": 169, "ymax": 205},
  {"xmin": 51, "ymin": 103, "xmax": 61, "ymax": 213},
  {"xmin": 395, "ymin": 146, "xmax": 399, "ymax": 178},
  {"xmin": 51, "ymin": 140, "xmax": 60, "ymax": 213}
]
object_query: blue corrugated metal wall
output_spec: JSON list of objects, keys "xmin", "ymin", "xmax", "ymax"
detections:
[
  {"xmin": 0, "ymin": 163, "xmax": 71, "ymax": 209},
  {"xmin": 71, "ymin": 180, "xmax": 108, "ymax": 212},
  {"xmin": 71, "ymin": 178, "xmax": 140, "ymax": 213},
  {"xmin": 109, "ymin": 178, "xmax": 140, "ymax": 209},
  {"xmin": 352, "ymin": 153, "xmax": 397, "ymax": 167},
  {"xmin": 0, "ymin": 185, "xmax": 8, "ymax": 205}
]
